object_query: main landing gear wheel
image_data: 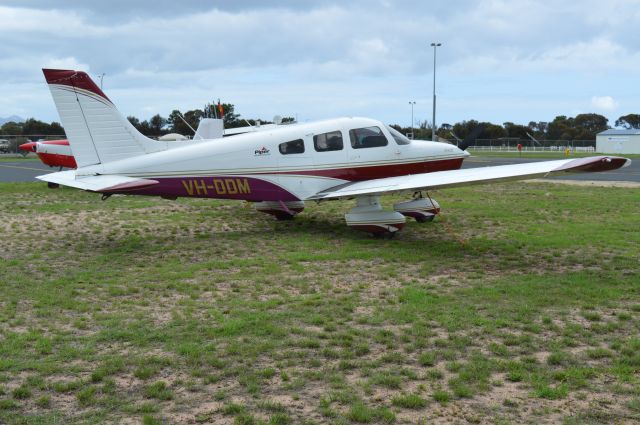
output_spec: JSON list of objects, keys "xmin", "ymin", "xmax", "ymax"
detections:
[
  {"xmin": 345, "ymin": 196, "xmax": 406, "ymax": 236},
  {"xmin": 415, "ymin": 215, "xmax": 435, "ymax": 223},
  {"xmin": 393, "ymin": 196, "xmax": 440, "ymax": 223},
  {"xmin": 254, "ymin": 201, "xmax": 305, "ymax": 220},
  {"xmin": 372, "ymin": 230, "xmax": 397, "ymax": 239}
]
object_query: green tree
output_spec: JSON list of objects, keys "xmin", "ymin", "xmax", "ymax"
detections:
[
  {"xmin": 167, "ymin": 110, "xmax": 189, "ymax": 135},
  {"xmin": 527, "ymin": 121, "xmax": 548, "ymax": 140},
  {"xmin": 22, "ymin": 118, "xmax": 64, "ymax": 136},
  {"xmin": 167, "ymin": 109, "xmax": 205, "ymax": 136},
  {"xmin": 482, "ymin": 123, "xmax": 507, "ymax": 139},
  {"xmin": 127, "ymin": 116, "xmax": 140, "ymax": 128},
  {"xmin": 148, "ymin": 114, "xmax": 167, "ymax": 137},
  {"xmin": 0, "ymin": 121, "xmax": 23, "ymax": 135},
  {"xmin": 573, "ymin": 113, "xmax": 608, "ymax": 139},
  {"xmin": 503, "ymin": 122, "xmax": 529, "ymax": 139},
  {"xmin": 49, "ymin": 122, "xmax": 65, "ymax": 135},
  {"xmin": 220, "ymin": 104, "xmax": 242, "ymax": 128},
  {"xmin": 547, "ymin": 116, "xmax": 575, "ymax": 140},
  {"xmin": 615, "ymin": 114, "xmax": 640, "ymax": 129}
]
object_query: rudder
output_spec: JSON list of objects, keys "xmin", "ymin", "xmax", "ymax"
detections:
[{"xmin": 43, "ymin": 69, "xmax": 164, "ymax": 168}]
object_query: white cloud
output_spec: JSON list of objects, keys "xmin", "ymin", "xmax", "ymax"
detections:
[
  {"xmin": 43, "ymin": 57, "xmax": 90, "ymax": 72},
  {"xmin": 0, "ymin": 1, "xmax": 639, "ymax": 125},
  {"xmin": 591, "ymin": 96, "xmax": 618, "ymax": 111}
]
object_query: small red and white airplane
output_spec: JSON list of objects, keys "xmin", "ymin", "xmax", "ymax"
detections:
[
  {"xmin": 19, "ymin": 139, "xmax": 77, "ymax": 168},
  {"xmin": 19, "ymin": 113, "xmax": 280, "ymax": 170},
  {"xmin": 38, "ymin": 69, "xmax": 631, "ymax": 236}
]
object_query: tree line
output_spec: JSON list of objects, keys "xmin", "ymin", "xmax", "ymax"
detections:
[
  {"xmin": 394, "ymin": 113, "xmax": 640, "ymax": 142},
  {"xmin": 124, "ymin": 104, "xmax": 293, "ymax": 138},
  {"xmin": 2, "ymin": 109, "xmax": 639, "ymax": 141}
]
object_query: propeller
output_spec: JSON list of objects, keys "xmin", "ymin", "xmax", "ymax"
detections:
[{"xmin": 457, "ymin": 124, "xmax": 486, "ymax": 151}]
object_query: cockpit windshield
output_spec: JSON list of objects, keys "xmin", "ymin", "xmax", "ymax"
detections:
[{"xmin": 386, "ymin": 126, "xmax": 411, "ymax": 145}]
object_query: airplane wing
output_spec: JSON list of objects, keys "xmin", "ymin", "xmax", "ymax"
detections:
[
  {"xmin": 308, "ymin": 156, "xmax": 631, "ymax": 200},
  {"xmin": 36, "ymin": 170, "xmax": 159, "ymax": 193}
]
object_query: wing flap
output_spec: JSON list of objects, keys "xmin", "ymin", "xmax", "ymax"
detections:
[
  {"xmin": 309, "ymin": 156, "xmax": 631, "ymax": 200},
  {"xmin": 36, "ymin": 170, "xmax": 159, "ymax": 193}
]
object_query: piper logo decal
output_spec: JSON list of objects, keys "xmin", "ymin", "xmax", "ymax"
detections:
[
  {"xmin": 254, "ymin": 147, "xmax": 270, "ymax": 156},
  {"xmin": 181, "ymin": 178, "xmax": 251, "ymax": 196}
]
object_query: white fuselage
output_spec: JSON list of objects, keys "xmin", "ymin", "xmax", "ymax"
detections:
[{"xmin": 77, "ymin": 117, "xmax": 468, "ymax": 201}]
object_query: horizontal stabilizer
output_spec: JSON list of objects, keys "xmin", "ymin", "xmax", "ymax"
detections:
[
  {"xmin": 309, "ymin": 156, "xmax": 631, "ymax": 200},
  {"xmin": 37, "ymin": 170, "xmax": 158, "ymax": 193}
]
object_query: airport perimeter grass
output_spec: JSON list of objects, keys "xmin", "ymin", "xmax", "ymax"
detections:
[
  {"xmin": 0, "ymin": 182, "xmax": 639, "ymax": 424},
  {"xmin": 0, "ymin": 156, "xmax": 38, "ymax": 162},
  {"xmin": 469, "ymin": 150, "xmax": 640, "ymax": 159}
]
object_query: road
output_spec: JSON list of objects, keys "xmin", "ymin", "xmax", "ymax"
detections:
[
  {"xmin": 0, "ymin": 160, "xmax": 53, "ymax": 182},
  {"xmin": 0, "ymin": 155, "xmax": 638, "ymax": 183}
]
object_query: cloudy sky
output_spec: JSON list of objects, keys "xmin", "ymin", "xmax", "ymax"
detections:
[{"xmin": 1, "ymin": 0, "xmax": 639, "ymax": 128}]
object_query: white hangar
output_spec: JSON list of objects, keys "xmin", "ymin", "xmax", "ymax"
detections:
[{"xmin": 596, "ymin": 129, "xmax": 640, "ymax": 154}]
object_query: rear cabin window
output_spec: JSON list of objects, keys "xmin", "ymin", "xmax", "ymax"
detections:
[
  {"xmin": 314, "ymin": 131, "xmax": 343, "ymax": 152},
  {"xmin": 279, "ymin": 139, "xmax": 305, "ymax": 155},
  {"xmin": 349, "ymin": 126, "xmax": 389, "ymax": 149}
]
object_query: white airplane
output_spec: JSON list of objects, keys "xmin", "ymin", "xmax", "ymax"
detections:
[{"xmin": 38, "ymin": 69, "xmax": 631, "ymax": 236}]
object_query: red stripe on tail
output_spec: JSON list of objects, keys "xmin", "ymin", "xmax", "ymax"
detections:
[{"xmin": 42, "ymin": 69, "xmax": 111, "ymax": 103}]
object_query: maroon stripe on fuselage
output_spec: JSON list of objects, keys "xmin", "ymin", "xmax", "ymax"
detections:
[
  {"xmin": 269, "ymin": 157, "xmax": 464, "ymax": 181},
  {"xmin": 129, "ymin": 176, "xmax": 301, "ymax": 202}
]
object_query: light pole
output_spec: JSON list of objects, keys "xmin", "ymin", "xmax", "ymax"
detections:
[
  {"xmin": 430, "ymin": 42, "xmax": 441, "ymax": 141},
  {"xmin": 98, "ymin": 73, "xmax": 106, "ymax": 90},
  {"xmin": 408, "ymin": 101, "xmax": 416, "ymax": 139}
]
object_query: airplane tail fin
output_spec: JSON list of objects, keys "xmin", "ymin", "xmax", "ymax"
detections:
[
  {"xmin": 42, "ymin": 69, "xmax": 165, "ymax": 168},
  {"xmin": 458, "ymin": 124, "xmax": 486, "ymax": 151}
]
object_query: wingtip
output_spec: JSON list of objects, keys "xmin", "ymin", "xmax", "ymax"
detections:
[{"xmin": 553, "ymin": 155, "xmax": 631, "ymax": 173}]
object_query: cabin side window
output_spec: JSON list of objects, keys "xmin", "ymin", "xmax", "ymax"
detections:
[
  {"xmin": 349, "ymin": 126, "xmax": 389, "ymax": 149},
  {"xmin": 314, "ymin": 131, "xmax": 344, "ymax": 152},
  {"xmin": 279, "ymin": 139, "xmax": 305, "ymax": 155},
  {"xmin": 387, "ymin": 125, "xmax": 411, "ymax": 145}
]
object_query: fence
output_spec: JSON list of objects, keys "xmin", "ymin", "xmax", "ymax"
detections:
[
  {"xmin": 1, "ymin": 134, "xmax": 599, "ymax": 155},
  {"xmin": 464, "ymin": 139, "xmax": 596, "ymax": 153},
  {"xmin": 0, "ymin": 134, "xmax": 66, "ymax": 155}
]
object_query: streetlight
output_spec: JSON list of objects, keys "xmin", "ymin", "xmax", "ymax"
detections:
[
  {"xmin": 408, "ymin": 101, "xmax": 416, "ymax": 139},
  {"xmin": 98, "ymin": 73, "xmax": 106, "ymax": 90},
  {"xmin": 430, "ymin": 42, "xmax": 441, "ymax": 141}
]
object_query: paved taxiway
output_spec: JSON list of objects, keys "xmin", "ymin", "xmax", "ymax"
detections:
[{"xmin": 0, "ymin": 155, "xmax": 638, "ymax": 184}]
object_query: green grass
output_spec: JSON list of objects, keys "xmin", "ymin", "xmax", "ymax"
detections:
[
  {"xmin": 0, "ymin": 155, "xmax": 40, "ymax": 162},
  {"xmin": 391, "ymin": 392, "xmax": 427, "ymax": 408},
  {"xmin": 0, "ymin": 181, "xmax": 639, "ymax": 423},
  {"xmin": 469, "ymin": 150, "xmax": 640, "ymax": 159}
]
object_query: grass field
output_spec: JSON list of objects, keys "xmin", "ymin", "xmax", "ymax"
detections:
[
  {"xmin": 468, "ymin": 151, "xmax": 640, "ymax": 159},
  {"xmin": 0, "ymin": 156, "xmax": 38, "ymax": 162},
  {"xmin": 1, "ymin": 182, "xmax": 639, "ymax": 424}
]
